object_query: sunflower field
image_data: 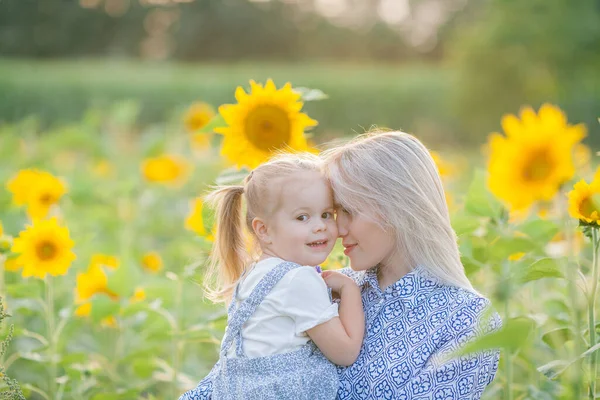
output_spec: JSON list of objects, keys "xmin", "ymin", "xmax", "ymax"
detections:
[{"xmin": 0, "ymin": 77, "xmax": 599, "ymax": 400}]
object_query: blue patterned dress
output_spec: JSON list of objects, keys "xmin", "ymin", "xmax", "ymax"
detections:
[{"xmin": 338, "ymin": 265, "xmax": 501, "ymax": 400}]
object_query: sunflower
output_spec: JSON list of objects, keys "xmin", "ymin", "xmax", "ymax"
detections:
[
  {"xmin": 11, "ymin": 218, "xmax": 76, "ymax": 279},
  {"xmin": 130, "ymin": 288, "xmax": 146, "ymax": 303},
  {"xmin": 75, "ymin": 263, "xmax": 118, "ymax": 303},
  {"xmin": 487, "ymin": 104, "xmax": 586, "ymax": 211},
  {"xmin": 185, "ymin": 198, "xmax": 208, "ymax": 236},
  {"xmin": 184, "ymin": 102, "xmax": 215, "ymax": 133},
  {"xmin": 6, "ymin": 169, "xmax": 67, "ymax": 219},
  {"xmin": 141, "ymin": 251, "xmax": 163, "ymax": 273},
  {"xmin": 141, "ymin": 154, "xmax": 192, "ymax": 186},
  {"xmin": 4, "ymin": 257, "xmax": 21, "ymax": 272},
  {"xmin": 215, "ymin": 79, "xmax": 317, "ymax": 169},
  {"xmin": 6, "ymin": 169, "xmax": 39, "ymax": 206},
  {"xmin": 568, "ymin": 168, "xmax": 600, "ymax": 225},
  {"xmin": 430, "ymin": 151, "xmax": 452, "ymax": 178},
  {"xmin": 25, "ymin": 172, "xmax": 68, "ymax": 220}
]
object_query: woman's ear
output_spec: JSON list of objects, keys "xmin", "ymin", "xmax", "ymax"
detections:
[{"xmin": 252, "ymin": 217, "xmax": 272, "ymax": 244}]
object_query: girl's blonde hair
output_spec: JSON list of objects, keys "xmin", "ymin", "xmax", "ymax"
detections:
[
  {"xmin": 321, "ymin": 131, "xmax": 475, "ymax": 292},
  {"xmin": 204, "ymin": 152, "xmax": 322, "ymax": 303}
]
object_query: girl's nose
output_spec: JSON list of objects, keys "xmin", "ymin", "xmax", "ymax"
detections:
[{"xmin": 313, "ymin": 219, "xmax": 326, "ymax": 232}]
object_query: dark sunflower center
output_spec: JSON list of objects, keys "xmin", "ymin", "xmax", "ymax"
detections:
[
  {"xmin": 245, "ymin": 106, "xmax": 291, "ymax": 151},
  {"xmin": 522, "ymin": 150, "xmax": 554, "ymax": 182},
  {"xmin": 580, "ymin": 194, "xmax": 600, "ymax": 218},
  {"xmin": 36, "ymin": 241, "xmax": 57, "ymax": 261},
  {"xmin": 39, "ymin": 193, "xmax": 56, "ymax": 205}
]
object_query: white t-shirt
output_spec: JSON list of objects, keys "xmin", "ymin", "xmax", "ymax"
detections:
[{"xmin": 226, "ymin": 257, "xmax": 339, "ymax": 358}]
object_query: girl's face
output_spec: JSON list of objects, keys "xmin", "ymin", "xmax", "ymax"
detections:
[
  {"xmin": 335, "ymin": 206, "xmax": 398, "ymax": 272},
  {"xmin": 261, "ymin": 171, "xmax": 338, "ymax": 266}
]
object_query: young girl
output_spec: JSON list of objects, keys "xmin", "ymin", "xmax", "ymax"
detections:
[{"xmin": 179, "ymin": 153, "xmax": 365, "ymax": 400}]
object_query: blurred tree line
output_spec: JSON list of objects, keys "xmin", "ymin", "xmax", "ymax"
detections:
[
  {"xmin": 0, "ymin": 0, "xmax": 426, "ymax": 61},
  {"xmin": 451, "ymin": 0, "xmax": 600, "ymax": 142},
  {"xmin": 0, "ymin": 0, "xmax": 598, "ymax": 143}
]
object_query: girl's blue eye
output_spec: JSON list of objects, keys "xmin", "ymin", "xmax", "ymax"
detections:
[{"xmin": 296, "ymin": 215, "xmax": 308, "ymax": 222}]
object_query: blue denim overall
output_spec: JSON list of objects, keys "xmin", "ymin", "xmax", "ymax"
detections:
[{"xmin": 179, "ymin": 261, "xmax": 339, "ymax": 400}]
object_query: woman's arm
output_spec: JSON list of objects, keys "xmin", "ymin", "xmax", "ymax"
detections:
[{"xmin": 306, "ymin": 271, "xmax": 365, "ymax": 366}]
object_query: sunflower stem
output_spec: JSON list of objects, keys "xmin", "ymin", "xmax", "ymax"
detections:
[
  {"xmin": 503, "ymin": 259, "xmax": 513, "ymax": 400},
  {"xmin": 560, "ymin": 192, "xmax": 584, "ymax": 399},
  {"xmin": 0, "ymin": 255, "xmax": 5, "ymax": 299},
  {"xmin": 588, "ymin": 228, "xmax": 600, "ymax": 399},
  {"xmin": 45, "ymin": 276, "xmax": 57, "ymax": 397},
  {"xmin": 171, "ymin": 276, "xmax": 183, "ymax": 399}
]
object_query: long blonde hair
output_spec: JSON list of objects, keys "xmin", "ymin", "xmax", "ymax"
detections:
[
  {"xmin": 321, "ymin": 131, "xmax": 474, "ymax": 292},
  {"xmin": 204, "ymin": 153, "xmax": 322, "ymax": 303}
]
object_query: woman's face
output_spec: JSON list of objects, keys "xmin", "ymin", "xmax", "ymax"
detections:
[{"xmin": 335, "ymin": 207, "xmax": 397, "ymax": 272}]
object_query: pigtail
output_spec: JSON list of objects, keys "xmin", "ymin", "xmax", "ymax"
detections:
[{"xmin": 204, "ymin": 185, "xmax": 249, "ymax": 303}]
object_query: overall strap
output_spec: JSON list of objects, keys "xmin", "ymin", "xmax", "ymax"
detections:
[{"xmin": 220, "ymin": 261, "xmax": 302, "ymax": 357}]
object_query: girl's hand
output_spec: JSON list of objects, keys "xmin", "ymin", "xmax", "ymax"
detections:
[{"xmin": 321, "ymin": 270, "xmax": 356, "ymax": 294}]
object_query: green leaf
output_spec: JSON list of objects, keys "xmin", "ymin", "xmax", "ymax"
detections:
[
  {"xmin": 197, "ymin": 114, "xmax": 226, "ymax": 134},
  {"xmin": 516, "ymin": 258, "xmax": 565, "ymax": 284},
  {"xmin": 538, "ymin": 359, "xmax": 572, "ymax": 380},
  {"xmin": 107, "ymin": 257, "xmax": 139, "ymax": 298},
  {"xmin": 451, "ymin": 213, "xmax": 481, "ymax": 236},
  {"xmin": 6, "ymin": 282, "xmax": 42, "ymax": 299},
  {"xmin": 132, "ymin": 358, "xmax": 155, "ymax": 379},
  {"xmin": 293, "ymin": 87, "xmax": 328, "ymax": 102},
  {"xmin": 464, "ymin": 169, "xmax": 502, "ymax": 218},
  {"xmin": 120, "ymin": 302, "xmax": 148, "ymax": 318},
  {"xmin": 538, "ymin": 342, "xmax": 600, "ymax": 379},
  {"xmin": 461, "ymin": 255, "xmax": 484, "ymax": 277},
  {"xmin": 92, "ymin": 390, "xmax": 141, "ymax": 400},
  {"xmin": 489, "ymin": 237, "xmax": 534, "ymax": 261},
  {"xmin": 453, "ymin": 317, "xmax": 535, "ymax": 357},
  {"xmin": 542, "ymin": 327, "xmax": 574, "ymax": 349},
  {"xmin": 90, "ymin": 296, "xmax": 120, "ymax": 324},
  {"xmin": 469, "ymin": 236, "xmax": 490, "ymax": 265},
  {"xmin": 517, "ymin": 219, "xmax": 560, "ymax": 243},
  {"xmin": 544, "ymin": 299, "xmax": 571, "ymax": 324}
]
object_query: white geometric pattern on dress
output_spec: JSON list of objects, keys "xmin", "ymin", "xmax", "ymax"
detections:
[{"xmin": 337, "ymin": 265, "xmax": 501, "ymax": 399}]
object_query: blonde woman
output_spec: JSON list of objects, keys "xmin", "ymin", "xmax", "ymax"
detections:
[{"xmin": 322, "ymin": 131, "xmax": 501, "ymax": 399}]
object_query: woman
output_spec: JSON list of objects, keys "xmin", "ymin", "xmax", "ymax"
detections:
[{"xmin": 321, "ymin": 131, "xmax": 501, "ymax": 399}]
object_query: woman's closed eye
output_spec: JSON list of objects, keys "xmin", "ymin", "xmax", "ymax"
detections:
[{"xmin": 335, "ymin": 206, "xmax": 351, "ymax": 215}]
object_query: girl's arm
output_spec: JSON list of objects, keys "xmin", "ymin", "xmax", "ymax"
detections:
[{"xmin": 306, "ymin": 271, "xmax": 364, "ymax": 366}]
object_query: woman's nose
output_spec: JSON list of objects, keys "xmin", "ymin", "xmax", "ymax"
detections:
[{"xmin": 336, "ymin": 218, "xmax": 348, "ymax": 237}]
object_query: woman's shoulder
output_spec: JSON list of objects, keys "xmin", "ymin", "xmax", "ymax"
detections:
[{"xmin": 422, "ymin": 276, "xmax": 502, "ymax": 336}]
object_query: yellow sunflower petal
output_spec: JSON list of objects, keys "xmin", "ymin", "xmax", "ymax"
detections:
[
  {"xmin": 500, "ymin": 114, "xmax": 522, "ymax": 138},
  {"xmin": 75, "ymin": 263, "xmax": 118, "ymax": 303},
  {"xmin": 141, "ymin": 252, "xmax": 163, "ymax": 273},
  {"xmin": 75, "ymin": 303, "xmax": 92, "ymax": 317}
]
